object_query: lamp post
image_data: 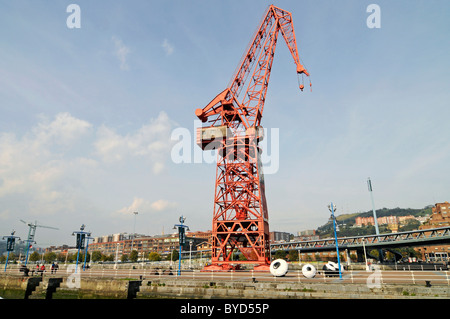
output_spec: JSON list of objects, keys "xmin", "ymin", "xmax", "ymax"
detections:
[
  {"xmin": 83, "ymin": 236, "xmax": 93, "ymax": 271},
  {"xmin": 368, "ymin": 177, "xmax": 384, "ymax": 261},
  {"xmin": 173, "ymin": 215, "xmax": 189, "ymax": 276},
  {"xmin": 328, "ymin": 203, "xmax": 342, "ymax": 280},
  {"xmin": 131, "ymin": 211, "xmax": 138, "ymax": 253},
  {"xmin": 2, "ymin": 231, "xmax": 20, "ymax": 272},
  {"xmin": 72, "ymin": 224, "xmax": 91, "ymax": 273},
  {"xmin": 367, "ymin": 178, "xmax": 380, "ymax": 235},
  {"xmin": 189, "ymin": 240, "xmax": 193, "ymax": 269}
]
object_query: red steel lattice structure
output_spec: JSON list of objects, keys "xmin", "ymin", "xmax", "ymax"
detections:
[{"xmin": 195, "ymin": 5, "xmax": 309, "ymax": 271}]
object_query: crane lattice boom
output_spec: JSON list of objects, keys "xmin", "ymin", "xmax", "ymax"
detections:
[{"xmin": 196, "ymin": 5, "xmax": 309, "ymax": 271}]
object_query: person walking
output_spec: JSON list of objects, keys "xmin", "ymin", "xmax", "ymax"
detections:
[{"xmin": 39, "ymin": 264, "xmax": 45, "ymax": 276}]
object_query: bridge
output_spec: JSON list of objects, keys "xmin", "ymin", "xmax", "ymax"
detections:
[{"xmin": 270, "ymin": 226, "xmax": 450, "ymax": 261}]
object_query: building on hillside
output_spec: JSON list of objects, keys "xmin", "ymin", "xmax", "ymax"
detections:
[
  {"xmin": 355, "ymin": 215, "xmax": 399, "ymax": 227},
  {"xmin": 398, "ymin": 215, "xmax": 416, "ymax": 224},
  {"xmin": 415, "ymin": 202, "xmax": 450, "ymax": 262},
  {"xmin": 354, "ymin": 214, "xmax": 426, "ymax": 231}
]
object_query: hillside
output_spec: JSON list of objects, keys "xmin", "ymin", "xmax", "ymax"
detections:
[{"xmin": 317, "ymin": 206, "xmax": 432, "ymax": 238}]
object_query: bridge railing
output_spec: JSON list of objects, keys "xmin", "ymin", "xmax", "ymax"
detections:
[{"xmin": 271, "ymin": 226, "xmax": 450, "ymax": 251}]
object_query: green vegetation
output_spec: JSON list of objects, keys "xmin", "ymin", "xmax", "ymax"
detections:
[{"xmin": 148, "ymin": 252, "xmax": 162, "ymax": 261}]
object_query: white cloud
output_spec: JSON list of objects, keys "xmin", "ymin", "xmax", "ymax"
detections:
[
  {"xmin": 162, "ymin": 39, "xmax": 174, "ymax": 56},
  {"xmin": 0, "ymin": 111, "xmax": 177, "ymax": 225},
  {"xmin": 150, "ymin": 199, "xmax": 177, "ymax": 211},
  {"xmin": 115, "ymin": 197, "xmax": 178, "ymax": 217},
  {"xmin": 112, "ymin": 36, "xmax": 131, "ymax": 70},
  {"xmin": 34, "ymin": 112, "xmax": 92, "ymax": 145},
  {"xmin": 0, "ymin": 113, "xmax": 94, "ymax": 218},
  {"xmin": 115, "ymin": 197, "xmax": 150, "ymax": 216},
  {"xmin": 94, "ymin": 111, "xmax": 177, "ymax": 173}
]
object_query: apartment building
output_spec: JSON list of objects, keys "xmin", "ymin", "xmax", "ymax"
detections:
[{"xmin": 416, "ymin": 202, "xmax": 450, "ymax": 262}]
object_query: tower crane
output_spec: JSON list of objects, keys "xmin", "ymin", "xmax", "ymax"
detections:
[
  {"xmin": 20, "ymin": 219, "xmax": 59, "ymax": 265},
  {"xmin": 195, "ymin": 5, "xmax": 310, "ymax": 271}
]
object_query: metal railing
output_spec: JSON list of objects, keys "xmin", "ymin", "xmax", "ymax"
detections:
[
  {"xmin": 3, "ymin": 265, "xmax": 449, "ymax": 287},
  {"xmin": 271, "ymin": 226, "xmax": 450, "ymax": 252}
]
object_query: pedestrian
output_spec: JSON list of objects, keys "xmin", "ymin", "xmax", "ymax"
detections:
[
  {"xmin": 40, "ymin": 264, "xmax": 45, "ymax": 276},
  {"xmin": 55, "ymin": 262, "xmax": 59, "ymax": 273},
  {"xmin": 51, "ymin": 262, "xmax": 55, "ymax": 274}
]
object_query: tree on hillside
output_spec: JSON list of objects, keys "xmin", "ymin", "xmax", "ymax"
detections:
[{"xmin": 399, "ymin": 220, "xmax": 421, "ymax": 232}]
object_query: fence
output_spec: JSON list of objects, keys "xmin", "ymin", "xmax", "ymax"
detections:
[{"xmin": 3, "ymin": 264, "xmax": 450, "ymax": 287}]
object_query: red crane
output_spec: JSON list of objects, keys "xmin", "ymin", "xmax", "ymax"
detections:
[{"xmin": 195, "ymin": 5, "xmax": 310, "ymax": 271}]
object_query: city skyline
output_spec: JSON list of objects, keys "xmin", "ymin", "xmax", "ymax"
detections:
[{"xmin": 1, "ymin": 1, "xmax": 449, "ymax": 247}]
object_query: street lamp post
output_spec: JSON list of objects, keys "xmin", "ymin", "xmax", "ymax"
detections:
[
  {"xmin": 189, "ymin": 240, "xmax": 193, "ymax": 269},
  {"xmin": 83, "ymin": 236, "xmax": 93, "ymax": 271},
  {"xmin": 367, "ymin": 178, "xmax": 380, "ymax": 235},
  {"xmin": 131, "ymin": 211, "xmax": 138, "ymax": 253},
  {"xmin": 72, "ymin": 224, "xmax": 91, "ymax": 274},
  {"xmin": 368, "ymin": 177, "xmax": 384, "ymax": 261},
  {"xmin": 173, "ymin": 215, "xmax": 189, "ymax": 276},
  {"xmin": 328, "ymin": 203, "xmax": 342, "ymax": 280},
  {"xmin": 2, "ymin": 231, "xmax": 20, "ymax": 272}
]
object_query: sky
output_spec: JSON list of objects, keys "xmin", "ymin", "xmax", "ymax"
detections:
[{"xmin": 0, "ymin": 0, "xmax": 449, "ymax": 247}]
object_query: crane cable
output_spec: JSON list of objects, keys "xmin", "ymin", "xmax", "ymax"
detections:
[
  {"xmin": 298, "ymin": 55, "xmax": 312, "ymax": 92},
  {"xmin": 297, "ymin": 72, "xmax": 312, "ymax": 92}
]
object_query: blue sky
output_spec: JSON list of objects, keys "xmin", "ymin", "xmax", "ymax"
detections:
[{"xmin": 1, "ymin": 0, "xmax": 449, "ymax": 246}]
